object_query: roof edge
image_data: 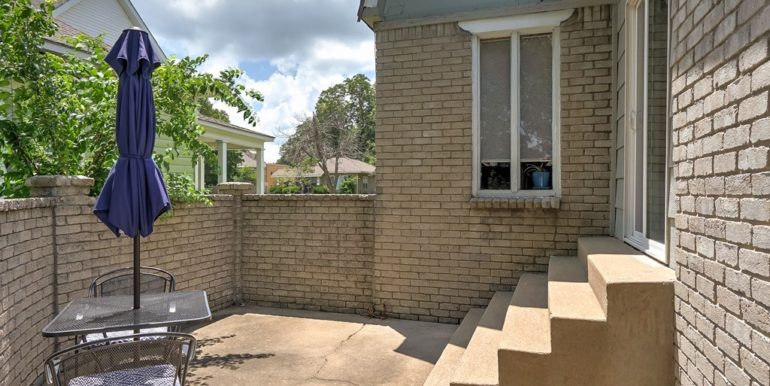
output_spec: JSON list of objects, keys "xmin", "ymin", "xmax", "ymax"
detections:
[
  {"xmin": 197, "ymin": 115, "xmax": 275, "ymax": 142},
  {"xmin": 368, "ymin": 0, "xmax": 613, "ymax": 31}
]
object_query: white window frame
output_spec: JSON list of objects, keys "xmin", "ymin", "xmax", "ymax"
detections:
[
  {"xmin": 624, "ymin": 0, "xmax": 667, "ymax": 262},
  {"xmin": 462, "ymin": 10, "xmax": 573, "ymax": 198}
]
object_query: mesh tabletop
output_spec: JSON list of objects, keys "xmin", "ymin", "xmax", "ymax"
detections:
[{"xmin": 42, "ymin": 291, "xmax": 211, "ymax": 337}]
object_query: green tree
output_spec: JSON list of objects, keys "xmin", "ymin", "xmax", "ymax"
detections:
[
  {"xmin": 0, "ymin": 0, "xmax": 262, "ymax": 198},
  {"xmin": 315, "ymin": 74, "xmax": 375, "ymax": 163},
  {"xmin": 279, "ymin": 74, "xmax": 375, "ymax": 192},
  {"xmin": 343, "ymin": 74, "xmax": 376, "ymax": 163},
  {"xmin": 198, "ymin": 98, "xmax": 230, "ymax": 122}
]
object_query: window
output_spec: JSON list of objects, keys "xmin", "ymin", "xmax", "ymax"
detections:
[
  {"xmin": 462, "ymin": 11, "xmax": 572, "ymax": 197},
  {"xmin": 625, "ymin": 0, "xmax": 669, "ymax": 261}
]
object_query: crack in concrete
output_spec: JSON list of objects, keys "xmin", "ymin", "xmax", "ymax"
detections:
[{"xmin": 308, "ymin": 323, "xmax": 367, "ymax": 386}]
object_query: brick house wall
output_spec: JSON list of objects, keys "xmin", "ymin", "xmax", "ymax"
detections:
[
  {"xmin": 372, "ymin": 6, "xmax": 614, "ymax": 323},
  {"xmin": 241, "ymin": 195, "xmax": 375, "ymax": 314},
  {"xmin": 670, "ymin": 0, "xmax": 770, "ymax": 384}
]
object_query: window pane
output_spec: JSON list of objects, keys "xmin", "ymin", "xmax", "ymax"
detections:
[
  {"xmin": 481, "ymin": 162, "xmax": 511, "ymax": 190},
  {"xmin": 646, "ymin": 0, "xmax": 667, "ymax": 243},
  {"xmin": 519, "ymin": 34, "xmax": 553, "ymax": 161},
  {"xmin": 480, "ymin": 38, "xmax": 511, "ymax": 189}
]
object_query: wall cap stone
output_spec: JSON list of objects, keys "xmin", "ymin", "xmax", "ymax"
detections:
[
  {"xmin": 26, "ymin": 175, "xmax": 94, "ymax": 188},
  {"xmin": 243, "ymin": 194, "xmax": 375, "ymax": 201},
  {"xmin": 215, "ymin": 182, "xmax": 254, "ymax": 191},
  {"xmin": 27, "ymin": 175, "xmax": 94, "ymax": 198},
  {"xmin": 0, "ymin": 197, "xmax": 55, "ymax": 212},
  {"xmin": 207, "ymin": 194, "xmax": 234, "ymax": 201}
]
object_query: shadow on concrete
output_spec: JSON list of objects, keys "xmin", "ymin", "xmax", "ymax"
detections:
[
  {"xmin": 186, "ymin": 305, "xmax": 455, "ymax": 365},
  {"xmin": 186, "ymin": 333, "xmax": 275, "ymax": 386}
]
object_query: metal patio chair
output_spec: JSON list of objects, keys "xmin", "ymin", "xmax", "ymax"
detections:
[
  {"xmin": 80, "ymin": 266, "xmax": 177, "ymax": 343},
  {"xmin": 46, "ymin": 333, "xmax": 196, "ymax": 386}
]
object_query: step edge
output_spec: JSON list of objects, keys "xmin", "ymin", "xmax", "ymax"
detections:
[
  {"xmin": 548, "ymin": 255, "xmax": 607, "ymax": 322},
  {"xmin": 578, "ymin": 236, "xmax": 676, "ymax": 285},
  {"xmin": 450, "ymin": 292, "xmax": 513, "ymax": 386},
  {"xmin": 498, "ymin": 274, "xmax": 551, "ymax": 355},
  {"xmin": 424, "ymin": 308, "xmax": 485, "ymax": 386}
]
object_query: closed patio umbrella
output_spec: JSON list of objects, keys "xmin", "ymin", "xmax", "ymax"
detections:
[{"xmin": 94, "ymin": 27, "xmax": 171, "ymax": 310}]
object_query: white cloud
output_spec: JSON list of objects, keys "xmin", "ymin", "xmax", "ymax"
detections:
[
  {"xmin": 133, "ymin": 0, "xmax": 375, "ymax": 163},
  {"xmin": 213, "ymin": 39, "xmax": 374, "ymax": 162}
]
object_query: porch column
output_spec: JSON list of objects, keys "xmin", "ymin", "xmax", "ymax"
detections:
[
  {"xmin": 217, "ymin": 140, "xmax": 227, "ymax": 183},
  {"xmin": 257, "ymin": 148, "xmax": 265, "ymax": 194},
  {"xmin": 194, "ymin": 156, "xmax": 205, "ymax": 190}
]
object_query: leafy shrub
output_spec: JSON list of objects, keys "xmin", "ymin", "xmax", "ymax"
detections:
[
  {"xmin": 281, "ymin": 185, "xmax": 301, "ymax": 194},
  {"xmin": 268, "ymin": 185, "xmax": 283, "ymax": 194},
  {"xmin": 340, "ymin": 176, "xmax": 358, "ymax": 194},
  {"xmin": 312, "ymin": 185, "xmax": 329, "ymax": 194},
  {"xmin": 164, "ymin": 173, "xmax": 211, "ymax": 205}
]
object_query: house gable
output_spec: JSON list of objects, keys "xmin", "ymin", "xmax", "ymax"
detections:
[{"xmin": 53, "ymin": 0, "xmax": 165, "ymax": 59}]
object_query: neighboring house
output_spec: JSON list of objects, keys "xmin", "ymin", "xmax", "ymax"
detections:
[
  {"xmin": 263, "ymin": 163, "xmax": 290, "ymax": 192},
  {"xmin": 360, "ymin": 1, "xmax": 769, "ymax": 385},
  {"xmin": 271, "ymin": 157, "xmax": 376, "ymax": 193},
  {"xmin": 39, "ymin": 0, "xmax": 274, "ymax": 193}
]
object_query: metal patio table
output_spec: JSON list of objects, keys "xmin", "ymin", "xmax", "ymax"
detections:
[{"xmin": 42, "ymin": 290, "xmax": 211, "ymax": 338}]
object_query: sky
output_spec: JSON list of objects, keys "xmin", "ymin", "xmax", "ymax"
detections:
[{"xmin": 132, "ymin": 0, "xmax": 375, "ymax": 163}]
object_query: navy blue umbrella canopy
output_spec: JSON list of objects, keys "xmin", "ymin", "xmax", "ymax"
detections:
[{"xmin": 93, "ymin": 28, "xmax": 171, "ymax": 309}]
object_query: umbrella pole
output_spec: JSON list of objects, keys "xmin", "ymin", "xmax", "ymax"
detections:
[{"xmin": 133, "ymin": 235, "xmax": 140, "ymax": 310}]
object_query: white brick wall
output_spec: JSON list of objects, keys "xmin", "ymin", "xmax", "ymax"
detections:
[{"xmin": 671, "ymin": 0, "xmax": 770, "ymax": 384}]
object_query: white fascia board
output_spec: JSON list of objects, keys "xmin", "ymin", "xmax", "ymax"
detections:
[
  {"xmin": 459, "ymin": 9, "xmax": 574, "ymax": 36},
  {"xmin": 199, "ymin": 122, "xmax": 273, "ymax": 149},
  {"xmin": 42, "ymin": 39, "xmax": 90, "ymax": 58}
]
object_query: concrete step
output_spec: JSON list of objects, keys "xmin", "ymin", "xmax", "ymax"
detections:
[
  {"xmin": 497, "ymin": 274, "xmax": 550, "ymax": 386},
  {"xmin": 547, "ymin": 256, "xmax": 606, "ymax": 324},
  {"xmin": 450, "ymin": 291, "xmax": 512, "ymax": 386},
  {"xmin": 577, "ymin": 236, "xmax": 676, "ymax": 385},
  {"xmin": 424, "ymin": 308, "xmax": 484, "ymax": 386},
  {"xmin": 578, "ymin": 236, "xmax": 674, "ymax": 316}
]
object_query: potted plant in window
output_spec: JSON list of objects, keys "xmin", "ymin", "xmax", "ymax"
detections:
[{"xmin": 523, "ymin": 161, "xmax": 552, "ymax": 189}]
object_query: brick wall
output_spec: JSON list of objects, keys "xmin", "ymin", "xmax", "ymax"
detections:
[
  {"xmin": 0, "ymin": 177, "xmax": 239, "ymax": 386},
  {"xmin": 0, "ymin": 199, "xmax": 56, "ymax": 386},
  {"xmin": 372, "ymin": 6, "xmax": 613, "ymax": 322},
  {"xmin": 53, "ymin": 195, "xmax": 237, "ymax": 313},
  {"xmin": 0, "ymin": 177, "xmax": 380, "ymax": 385},
  {"xmin": 241, "ymin": 195, "xmax": 375, "ymax": 314},
  {"xmin": 30, "ymin": 176, "xmax": 239, "ymax": 313},
  {"xmin": 670, "ymin": 0, "xmax": 770, "ymax": 384}
]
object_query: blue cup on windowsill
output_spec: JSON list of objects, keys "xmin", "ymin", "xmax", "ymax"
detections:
[{"xmin": 531, "ymin": 171, "xmax": 551, "ymax": 189}]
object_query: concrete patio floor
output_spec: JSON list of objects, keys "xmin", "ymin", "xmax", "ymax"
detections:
[{"xmin": 185, "ymin": 306, "xmax": 456, "ymax": 386}]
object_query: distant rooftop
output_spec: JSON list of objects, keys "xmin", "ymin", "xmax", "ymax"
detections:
[{"xmin": 272, "ymin": 158, "xmax": 375, "ymax": 178}]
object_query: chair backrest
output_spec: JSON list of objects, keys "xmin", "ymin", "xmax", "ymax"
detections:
[
  {"xmin": 46, "ymin": 333, "xmax": 196, "ymax": 386},
  {"xmin": 89, "ymin": 267, "xmax": 176, "ymax": 298}
]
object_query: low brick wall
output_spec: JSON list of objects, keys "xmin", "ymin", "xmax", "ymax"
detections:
[
  {"xmin": 0, "ymin": 180, "xmax": 377, "ymax": 385},
  {"xmin": 0, "ymin": 177, "xmax": 238, "ymax": 386},
  {"xmin": 53, "ymin": 196, "xmax": 237, "ymax": 312},
  {"xmin": 241, "ymin": 195, "xmax": 375, "ymax": 314},
  {"xmin": 0, "ymin": 199, "xmax": 56, "ymax": 386}
]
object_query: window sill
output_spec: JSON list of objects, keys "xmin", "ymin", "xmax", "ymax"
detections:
[{"xmin": 469, "ymin": 196, "xmax": 561, "ymax": 209}]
